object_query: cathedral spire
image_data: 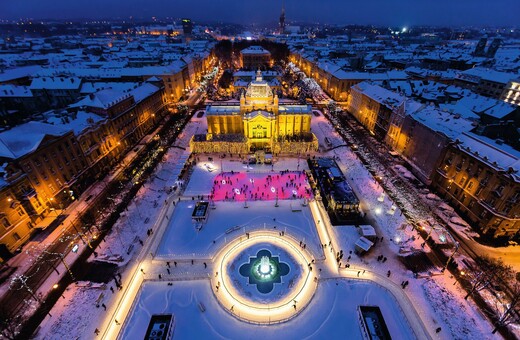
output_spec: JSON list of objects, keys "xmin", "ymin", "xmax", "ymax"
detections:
[{"xmin": 279, "ymin": 0, "xmax": 285, "ymax": 34}]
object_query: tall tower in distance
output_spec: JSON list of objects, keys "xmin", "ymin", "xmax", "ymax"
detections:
[
  {"xmin": 279, "ymin": 1, "xmax": 285, "ymax": 34},
  {"xmin": 473, "ymin": 36, "xmax": 487, "ymax": 57},
  {"xmin": 486, "ymin": 38, "xmax": 501, "ymax": 58},
  {"xmin": 182, "ymin": 18, "xmax": 193, "ymax": 43}
]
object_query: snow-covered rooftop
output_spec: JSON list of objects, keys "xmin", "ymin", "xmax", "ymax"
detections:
[
  {"xmin": 0, "ymin": 121, "xmax": 71, "ymax": 159},
  {"xmin": 411, "ymin": 105, "xmax": 475, "ymax": 139},
  {"xmin": 353, "ymin": 82, "xmax": 405, "ymax": 109},
  {"xmin": 240, "ymin": 46, "xmax": 271, "ymax": 55},
  {"xmin": 30, "ymin": 77, "xmax": 81, "ymax": 90},
  {"xmin": 0, "ymin": 65, "xmax": 43, "ymax": 83},
  {"xmin": 457, "ymin": 67, "xmax": 517, "ymax": 84},
  {"xmin": 0, "ymin": 84, "xmax": 33, "ymax": 98},
  {"xmin": 71, "ymin": 89, "xmax": 132, "ymax": 110},
  {"xmin": 455, "ymin": 133, "xmax": 520, "ymax": 180},
  {"xmin": 45, "ymin": 111, "xmax": 106, "ymax": 135},
  {"xmin": 129, "ymin": 83, "xmax": 160, "ymax": 103}
]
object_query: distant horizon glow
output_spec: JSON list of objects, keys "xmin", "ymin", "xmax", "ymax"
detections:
[{"xmin": 0, "ymin": 0, "xmax": 518, "ymax": 27}]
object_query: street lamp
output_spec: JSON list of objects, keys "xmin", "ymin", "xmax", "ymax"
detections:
[
  {"xmin": 59, "ymin": 253, "xmax": 76, "ymax": 281},
  {"xmin": 70, "ymin": 221, "xmax": 92, "ymax": 249},
  {"xmin": 47, "ymin": 197, "xmax": 59, "ymax": 216},
  {"xmin": 442, "ymin": 241, "xmax": 460, "ymax": 272}
]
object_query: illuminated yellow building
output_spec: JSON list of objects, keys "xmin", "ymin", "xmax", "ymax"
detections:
[{"xmin": 191, "ymin": 71, "xmax": 318, "ymax": 155}]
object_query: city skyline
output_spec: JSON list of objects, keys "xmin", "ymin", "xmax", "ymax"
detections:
[{"xmin": 1, "ymin": 0, "xmax": 519, "ymax": 27}]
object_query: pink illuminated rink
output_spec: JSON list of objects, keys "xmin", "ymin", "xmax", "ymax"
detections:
[{"xmin": 210, "ymin": 171, "xmax": 313, "ymax": 202}]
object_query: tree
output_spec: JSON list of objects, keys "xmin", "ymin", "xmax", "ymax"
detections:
[
  {"xmin": 464, "ymin": 256, "xmax": 512, "ymax": 300},
  {"xmin": 214, "ymin": 40, "xmax": 233, "ymax": 69},
  {"xmin": 0, "ymin": 308, "xmax": 22, "ymax": 340},
  {"xmin": 176, "ymin": 104, "xmax": 189, "ymax": 114},
  {"xmin": 491, "ymin": 282, "xmax": 520, "ymax": 334},
  {"xmin": 218, "ymin": 70, "xmax": 233, "ymax": 89}
]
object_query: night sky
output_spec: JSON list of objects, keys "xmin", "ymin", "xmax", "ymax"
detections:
[{"xmin": 1, "ymin": 0, "xmax": 518, "ymax": 26}]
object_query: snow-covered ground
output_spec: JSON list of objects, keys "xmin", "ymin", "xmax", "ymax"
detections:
[
  {"xmin": 36, "ymin": 108, "xmax": 503, "ymax": 340},
  {"xmin": 120, "ymin": 279, "xmax": 415, "ymax": 340},
  {"xmin": 156, "ymin": 200, "xmax": 322, "ymax": 259}
]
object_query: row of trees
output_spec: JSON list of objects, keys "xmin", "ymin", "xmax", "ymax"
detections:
[
  {"xmin": 462, "ymin": 256, "xmax": 520, "ymax": 334},
  {"xmin": 213, "ymin": 39, "xmax": 290, "ymax": 70}
]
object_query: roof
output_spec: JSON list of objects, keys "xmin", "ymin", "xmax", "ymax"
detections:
[
  {"xmin": 129, "ymin": 83, "xmax": 160, "ymax": 103},
  {"xmin": 71, "ymin": 88, "xmax": 132, "ymax": 110},
  {"xmin": 241, "ymin": 46, "xmax": 271, "ymax": 55},
  {"xmin": 0, "ymin": 65, "xmax": 43, "ymax": 83},
  {"xmin": 453, "ymin": 94, "xmax": 517, "ymax": 119},
  {"xmin": 0, "ymin": 121, "xmax": 71, "ymax": 159},
  {"xmin": 46, "ymin": 111, "xmax": 105, "ymax": 135},
  {"xmin": 359, "ymin": 225, "xmax": 377, "ymax": 237},
  {"xmin": 458, "ymin": 67, "xmax": 516, "ymax": 85},
  {"xmin": 332, "ymin": 70, "xmax": 408, "ymax": 81},
  {"xmin": 411, "ymin": 105, "xmax": 475, "ymax": 139},
  {"xmin": 278, "ymin": 105, "xmax": 312, "ymax": 114},
  {"xmin": 455, "ymin": 132, "xmax": 520, "ymax": 180},
  {"xmin": 206, "ymin": 105, "xmax": 240, "ymax": 116},
  {"xmin": 30, "ymin": 77, "xmax": 81, "ymax": 90},
  {"xmin": 355, "ymin": 237, "xmax": 374, "ymax": 251},
  {"xmin": 353, "ymin": 82, "xmax": 404, "ymax": 109},
  {"xmin": 0, "ymin": 84, "xmax": 33, "ymax": 98}
]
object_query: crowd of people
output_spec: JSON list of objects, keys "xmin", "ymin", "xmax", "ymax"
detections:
[{"xmin": 209, "ymin": 170, "xmax": 313, "ymax": 202}]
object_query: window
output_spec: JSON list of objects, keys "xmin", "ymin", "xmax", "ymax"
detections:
[
  {"xmin": 12, "ymin": 233, "xmax": 21, "ymax": 241},
  {"xmin": 459, "ymin": 177, "xmax": 466, "ymax": 185},
  {"xmin": 16, "ymin": 206, "xmax": 24, "ymax": 216},
  {"xmin": 2, "ymin": 218, "xmax": 10, "ymax": 228},
  {"xmin": 467, "ymin": 181, "xmax": 474, "ymax": 189}
]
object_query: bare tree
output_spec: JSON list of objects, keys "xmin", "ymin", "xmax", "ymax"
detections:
[
  {"xmin": 0, "ymin": 306, "xmax": 22, "ymax": 340},
  {"xmin": 491, "ymin": 283, "xmax": 520, "ymax": 334},
  {"xmin": 464, "ymin": 256, "xmax": 512, "ymax": 300}
]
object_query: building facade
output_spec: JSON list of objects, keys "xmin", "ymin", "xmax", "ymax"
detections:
[
  {"xmin": 432, "ymin": 133, "xmax": 520, "ymax": 238},
  {"xmin": 191, "ymin": 71, "xmax": 317, "ymax": 155},
  {"xmin": 240, "ymin": 46, "xmax": 272, "ymax": 70}
]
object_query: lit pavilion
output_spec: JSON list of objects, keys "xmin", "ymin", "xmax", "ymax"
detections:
[{"xmin": 190, "ymin": 71, "xmax": 318, "ymax": 155}]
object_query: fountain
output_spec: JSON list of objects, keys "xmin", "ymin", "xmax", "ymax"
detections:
[
  {"xmin": 256, "ymin": 256, "xmax": 276, "ymax": 279},
  {"xmin": 239, "ymin": 249, "xmax": 290, "ymax": 294}
]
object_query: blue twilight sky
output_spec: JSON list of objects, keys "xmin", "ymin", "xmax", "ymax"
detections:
[{"xmin": 1, "ymin": 0, "xmax": 518, "ymax": 26}]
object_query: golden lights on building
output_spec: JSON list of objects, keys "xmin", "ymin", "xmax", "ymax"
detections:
[{"xmin": 191, "ymin": 71, "xmax": 317, "ymax": 155}]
